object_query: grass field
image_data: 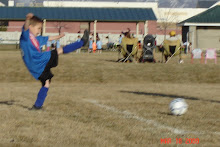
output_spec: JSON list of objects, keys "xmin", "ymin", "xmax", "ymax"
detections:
[{"xmin": 0, "ymin": 50, "xmax": 219, "ymax": 146}]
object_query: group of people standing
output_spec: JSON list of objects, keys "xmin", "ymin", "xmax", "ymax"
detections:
[
  {"xmin": 88, "ymin": 37, "xmax": 102, "ymax": 53},
  {"xmin": 74, "ymin": 32, "xmax": 125, "ymax": 54},
  {"xmin": 88, "ymin": 33, "xmax": 123, "ymax": 54}
]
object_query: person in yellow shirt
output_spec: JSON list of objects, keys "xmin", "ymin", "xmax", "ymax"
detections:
[{"xmin": 160, "ymin": 31, "xmax": 183, "ymax": 63}]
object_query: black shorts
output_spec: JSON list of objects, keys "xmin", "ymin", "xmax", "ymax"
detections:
[{"xmin": 38, "ymin": 49, "xmax": 58, "ymax": 86}]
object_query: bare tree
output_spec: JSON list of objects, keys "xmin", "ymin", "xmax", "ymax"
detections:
[
  {"xmin": 156, "ymin": 0, "xmax": 189, "ymax": 62},
  {"xmin": 156, "ymin": 0, "xmax": 188, "ymax": 39},
  {"xmin": 54, "ymin": 22, "xmax": 68, "ymax": 35},
  {"xmin": 31, "ymin": 0, "xmax": 36, "ymax": 7}
]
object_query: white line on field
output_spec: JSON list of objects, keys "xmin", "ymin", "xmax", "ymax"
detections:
[{"xmin": 84, "ymin": 99, "xmax": 220, "ymax": 136}]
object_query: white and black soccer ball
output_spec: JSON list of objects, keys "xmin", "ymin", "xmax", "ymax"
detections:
[{"xmin": 169, "ymin": 98, "xmax": 188, "ymax": 116}]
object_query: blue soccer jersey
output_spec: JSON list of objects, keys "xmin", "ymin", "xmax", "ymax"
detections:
[
  {"xmin": 97, "ymin": 40, "xmax": 102, "ymax": 49},
  {"xmin": 89, "ymin": 40, "xmax": 93, "ymax": 49},
  {"xmin": 20, "ymin": 27, "xmax": 50, "ymax": 80}
]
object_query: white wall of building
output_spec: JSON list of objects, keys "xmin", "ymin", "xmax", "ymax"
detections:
[
  {"xmin": 156, "ymin": 8, "xmax": 206, "ymax": 23},
  {"xmin": 43, "ymin": 1, "xmax": 158, "ymax": 9},
  {"xmin": 8, "ymin": 0, "xmax": 14, "ymax": 6}
]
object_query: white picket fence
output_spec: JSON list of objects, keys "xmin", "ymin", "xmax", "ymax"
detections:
[{"xmin": 0, "ymin": 31, "xmax": 179, "ymax": 47}]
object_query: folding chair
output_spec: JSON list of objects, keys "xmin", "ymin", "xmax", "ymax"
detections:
[
  {"xmin": 205, "ymin": 48, "xmax": 217, "ymax": 64},
  {"xmin": 191, "ymin": 48, "xmax": 203, "ymax": 64},
  {"xmin": 119, "ymin": 37, "xmax": 138, "ymax": 63},
  {"xmin": 163, "ymin": 39, "xmax": 182, "ymax": 63},
  {"xmin": 123, "ymin": 45, "xmax": 137, "ymax": 62}
]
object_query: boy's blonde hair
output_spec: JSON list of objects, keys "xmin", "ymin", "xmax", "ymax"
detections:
[{"xmin": 29, "ymin": 16, "xmax": 43, "ymax": 26}]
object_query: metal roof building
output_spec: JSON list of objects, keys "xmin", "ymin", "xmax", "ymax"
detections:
[
  {"xmin": 0, "ymin": 7, "xmax": 157, "ymax": 22},
  {"xmin": 0, "ymin": 6, "xmax": 157, "ymax": 42}
]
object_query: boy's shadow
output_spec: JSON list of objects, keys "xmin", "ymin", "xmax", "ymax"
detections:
[
  {"xmin": 0, "ymin": 100, "xmax": 29, "ymax": 109},
  {"xmin": 120, "ymin": 91, "xmax": 220, "ymax": 104}
]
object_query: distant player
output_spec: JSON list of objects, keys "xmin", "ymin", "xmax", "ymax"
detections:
[{"xmin": 20, "ymin": 13, "xmax": 89, "ymax": 110}]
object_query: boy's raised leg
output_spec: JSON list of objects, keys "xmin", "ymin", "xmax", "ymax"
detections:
[
  {"xmin": 62, "ymin": 29, "xmax": 89, "ymax": 54},
  {"xmin": 81, "ymin": 29, "xmax": 89, "ymax": 46}
]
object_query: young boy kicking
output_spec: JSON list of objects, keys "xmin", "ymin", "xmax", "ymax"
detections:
[{"xmin": 20, "ymin": 13, "xmax": 89, "ymax": 110}]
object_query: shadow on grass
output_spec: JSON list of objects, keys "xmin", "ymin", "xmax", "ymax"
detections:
[
  {"xmin": 0, "ymin": 100, "xmax": 29, "ymax": 109},
  {"xmin": 120, "ymin": 91, "xmax": 220, "ymax": 104},
  {"xmin": 104, "ymin": 59, "xmax": 119, "ymax": 63},
  {"xmin": 0, "ymin": 100, "xmax": 15, "ymax": 105},
  {"xmin": 159, "ymin": 112, "xmax": 174, "ymax": 116}
]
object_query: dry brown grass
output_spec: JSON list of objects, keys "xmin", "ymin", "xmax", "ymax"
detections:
[{"xmin": 0, "ymin": 50, "xmax": 219, "ymax": 146}]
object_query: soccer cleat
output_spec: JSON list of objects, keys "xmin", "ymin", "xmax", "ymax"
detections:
[
  {"xmin": 28, "ymin": 105, "xmax": 43, "ymax": 111},
  {"xmin": 81, "ymin": 29, "xmax": 89, "ymax": 46}
]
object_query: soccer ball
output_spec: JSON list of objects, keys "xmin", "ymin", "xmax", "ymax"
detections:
[
  {"xmin": 169, "ymin": 98, "xmax": 188, "ymax": 116},
  {"xmin": 179, "ymin": 59, "xmax": 184, "ymax": 64}
]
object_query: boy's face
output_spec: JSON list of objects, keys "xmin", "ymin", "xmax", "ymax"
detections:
[{"xmin": 29, "ymin": 23, "xmax": 42, "ymax": 37}]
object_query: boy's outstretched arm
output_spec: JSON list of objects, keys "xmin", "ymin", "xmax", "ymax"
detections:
[
  {"xmin": 48, "ymin": 33, "xmax": 65, "ymax": 41},
  {"xmin": 24, "ymin": 13, "xmax": 33, "ymax": 31}
]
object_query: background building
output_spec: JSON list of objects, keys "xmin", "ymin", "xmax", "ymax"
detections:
[
  {"xmin": 179, "ymin": 3, "xmax": 220, "ymax": 50},
  {"xmin": 0, "ymin": 0, "xmax": 209, "ymax": 45}
]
